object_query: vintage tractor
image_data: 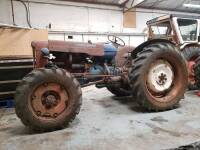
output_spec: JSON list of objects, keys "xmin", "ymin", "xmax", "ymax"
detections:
[
  {"xmin": 14, "ymin": 35, "xmax": 188, "ymax": 131},
  {"xmin": 14, "ymin": 15, "xmax": 190, "ymax": 131},
  {"xmin": 146, "ymin": 14, "xmax": 200, "ymax": 90}
]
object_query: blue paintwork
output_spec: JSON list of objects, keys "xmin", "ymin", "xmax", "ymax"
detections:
[
  {"xmin": 77, "ymin": 43, "xmax": 118, "ymax": 86},
  {"xmin": 103, "ymin": 43, "xmax": 117, "ymax": 61},
  {"xmin": 89, "ymin": 65, "xmax": 104, "ymax": 75},
  {"xmin": 0, "ymin": 99, "xmax": 14, "ymax": 108}
]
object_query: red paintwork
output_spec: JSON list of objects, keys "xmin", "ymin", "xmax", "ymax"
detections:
[
  {"xmin": 196, "ymin": 91, "xmax": 200, "ymax": 97},
  {"xmin": 32, "ymin": 40, "xmax": 105, "ymax": 68},
  {"xmin": 48, "ymin": 40, "xmax": 104, "ymax": 56},
  {"xmin": 115, "ymin": 46, "xmax": 134, "ymax": 67},
  {"xmin": 31, "ymin": 41, "xmax": 48, "ymax": 68},
  {"xmin": 188, "ymin": 60, "xmax": 196, "ymax": 84},
  {"xmin": 32, "ymin": 40, "xmax": 135, "ymax": 69}
]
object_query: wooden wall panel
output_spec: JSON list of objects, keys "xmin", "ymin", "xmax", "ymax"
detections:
[
  {"xmin": 123, "ymin": 10, "xmax": 136, "ymax": 28},
  {"xmin": 0, "ymin": 28, "xmax": 48, "ymax": 58}
]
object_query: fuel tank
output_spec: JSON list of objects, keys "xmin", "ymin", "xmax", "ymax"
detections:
[{"xmin": 103, "ymin": 43, "xmax": 117, "ymax": 61}]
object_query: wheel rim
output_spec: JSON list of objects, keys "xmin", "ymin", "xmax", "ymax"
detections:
[
  {"xmin": 147, "ymin": 59, "xmax": 174, "ymax": 96},
  {"xmin": 30, "ymin": 82, "xmax": 69, "ymax": 120}
]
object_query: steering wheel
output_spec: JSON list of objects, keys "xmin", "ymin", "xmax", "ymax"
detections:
[{"xmin": 108, "ymin": 35, "xmax": 125, "ymax": 47}]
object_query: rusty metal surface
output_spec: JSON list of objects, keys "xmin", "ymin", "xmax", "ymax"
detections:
[
  {"xmin": 188, "ymin": 60, "xmax": 196, "ymax": 85},
  {"xmin": 73, "ymin": 73, "xmax": 114, "ymax": 77},
  {"xmin": 115, "ymin": 46, "xmax": 134, "ymax": 67},
  {"xmin": 143, "ymin": 51, "xmax": 187, "ymax": 106},
  {"xmin": 31, "ymin": 82, "xmax": 68, "ymax": 119},
  {"xmin": 31, "ymin": 41, "xmax": 48, "ymax": 68},
  {"xmin": 147, "ymin": 17, "xmax": 179, "ymax": 44},
  {"xmin": 32, "ymin": 40, "xmax": 105, "ymax": 68},
  {"xmin": 48, "ymin": 40, "xmax": 104, "ymax": 56}
]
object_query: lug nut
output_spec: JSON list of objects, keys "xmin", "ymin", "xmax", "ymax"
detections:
[
  {"xmin": 31, "ymin": 95, "xmax": 36, "ymax": 100},
  {"xmin": 43, "ymin": 83, "xmax": 48, "ymax": 87},
  {"xmin": 53, "ymin": 113, "xmax": 58, "ymax": 118},
  {"xmin": 36, "ymin": 111, "xmax": 41, "ymax": 116},
  {"xmin": 65, "ymin": 101, "xmax": 68, "ymax": 107},
  {"xmin": 60, "ymin": 86, "xmax": 64, "ymax": 91}
]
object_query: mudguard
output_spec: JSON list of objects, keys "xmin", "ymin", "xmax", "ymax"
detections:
[{"xmin": 131, "ymin": 39, "xmax": 175, "ymax": 59}]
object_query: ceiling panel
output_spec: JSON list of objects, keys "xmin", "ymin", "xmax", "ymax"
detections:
[
  {"xmin": 135, "ymin": 0, "xmax": 200, "ymax": 13},
  {"xmin": 58, "ymin": 0, "xmax": 127, "ymax": 6}
]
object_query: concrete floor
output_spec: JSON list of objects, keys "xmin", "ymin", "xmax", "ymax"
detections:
[{"xmin": 0, "ymin": 86, "xmax": 200, "ymax": 150}]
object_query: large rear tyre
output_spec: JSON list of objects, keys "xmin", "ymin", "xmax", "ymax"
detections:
[
  {"xmin": 129, "ymin": 42, "xmax": 188, "ymax": 111},
  {"xmin": 182, "ymin": 46, "xmax": 200, "ymax": 90},
  {"xmin": 15, "ymin": 68, "xmax": 82, "ymax": 132}
]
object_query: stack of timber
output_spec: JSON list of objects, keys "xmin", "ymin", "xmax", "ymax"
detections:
[{"xmin": 0, "ymin": 25, "xmax": 48, "ymax": 99}]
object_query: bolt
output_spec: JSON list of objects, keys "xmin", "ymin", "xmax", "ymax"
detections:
[
  {"xmin": 31, "ymin": 95, "xmax": 36, "ymax": 100},
  {"xmin": 53, "ymin": 113, "xmax": 58, "ymax": 118},
  {"xmin": 43, "ymin": 83, "xmax": 48, "ymax": 87},
  {"xmin": 36, "ymin": 111, "xmax": 41, "ymax": 116},
  {"xmin": 65, "ymin": 101, "xmax": 68, "ymax": 107},
  {"xmin": 60, "ymin": 86, "xmax": 64, "ymax": 91},
  {"xmin": 43, "ymin": 113, "xmax": 51, "ymax": 117}
]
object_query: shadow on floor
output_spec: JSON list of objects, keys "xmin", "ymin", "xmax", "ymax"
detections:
[
  {"xmin": 167, "ymin": 141, "xmax": 200, "ymax": 150},
  {"xmin": 111, "ymin": 95, "xmax": 149, "ymax": 113},
  {"xmin": 6, "ymin": 118, "xmax": 80, "ymax": 136},
  {"xmin": 111, "ymin": 95, "xmax": 180, "ymax": 113}
]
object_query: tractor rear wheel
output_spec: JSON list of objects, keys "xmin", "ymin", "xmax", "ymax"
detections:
[
  {"xmin": 182, "ymin": 46, "xmax": 200, "ymax": 90},
  {"xmin": 129, "ymin": 42, "xmax": 188, "ymax": 111},
  {"xmin": 15, "ymin": 68, "xmax": 82, "ymax": 132}
]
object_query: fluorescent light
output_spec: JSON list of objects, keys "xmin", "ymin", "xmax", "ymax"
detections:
[{"xmin": 183, "ymin": 3, "xmax": 200, "ymax": 9}]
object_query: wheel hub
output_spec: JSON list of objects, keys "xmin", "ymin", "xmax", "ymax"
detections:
[
  {"xmin": 31, "ymin": 83, "xmax": 69, "ymax": 119},
  {"xmin": 42, "ymin": 91, "xmax": 60, "ymax": 109},
  {"xmin": 157, "ymin": 73, "xmax": 167, "ymax": 85},
  {"xmin": 147, "ymin": 60, "xmax": 174, "ymax": 94}
]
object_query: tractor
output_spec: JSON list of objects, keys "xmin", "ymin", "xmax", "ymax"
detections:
[
  {"xmin": 146, "ymin": 14, "xmax": 200, "ymax": 90},
  {"xmin": 14, "ymin": 15, "xmax": 189, "ymax": 132}
]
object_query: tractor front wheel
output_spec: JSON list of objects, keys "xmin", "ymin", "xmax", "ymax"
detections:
[{"xmin": 15, "ymin": 68, "xmax": 82, "ymax": 132}]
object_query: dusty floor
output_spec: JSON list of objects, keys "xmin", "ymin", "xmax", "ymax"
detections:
[{"xmin": 0, "ymin": 86, "xmax": 200, "ymax": 150}]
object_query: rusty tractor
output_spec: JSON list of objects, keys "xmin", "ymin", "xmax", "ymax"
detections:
[
  {"xmin": 14, "ymin": 16, "xmax": 190, "ymax": 132},
  {"xmin": 147, "ymin": 14, "xmax": 200, "ymax": 90}
]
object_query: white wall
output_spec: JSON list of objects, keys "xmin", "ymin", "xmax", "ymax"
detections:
[
  {"xmin": 0, "ymin": 0, "xmax": 13, "ymax": 25},
  {"xmin": 0, "ymin": 0, "xmax": 123, "ymax": 32},
  {"xmin": 0, "ymin": 0, "xmax": 199, "ymax": 46}
]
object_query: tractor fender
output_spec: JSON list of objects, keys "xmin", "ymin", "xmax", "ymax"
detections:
[{"xmin": 131, "ymin": 39, "xmax": 176, "ymax": 59}]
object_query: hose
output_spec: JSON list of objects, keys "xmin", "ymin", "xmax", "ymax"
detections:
[{"xmin": 16, "ymin": 0, "xmax": 32, "ymax": 28}]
